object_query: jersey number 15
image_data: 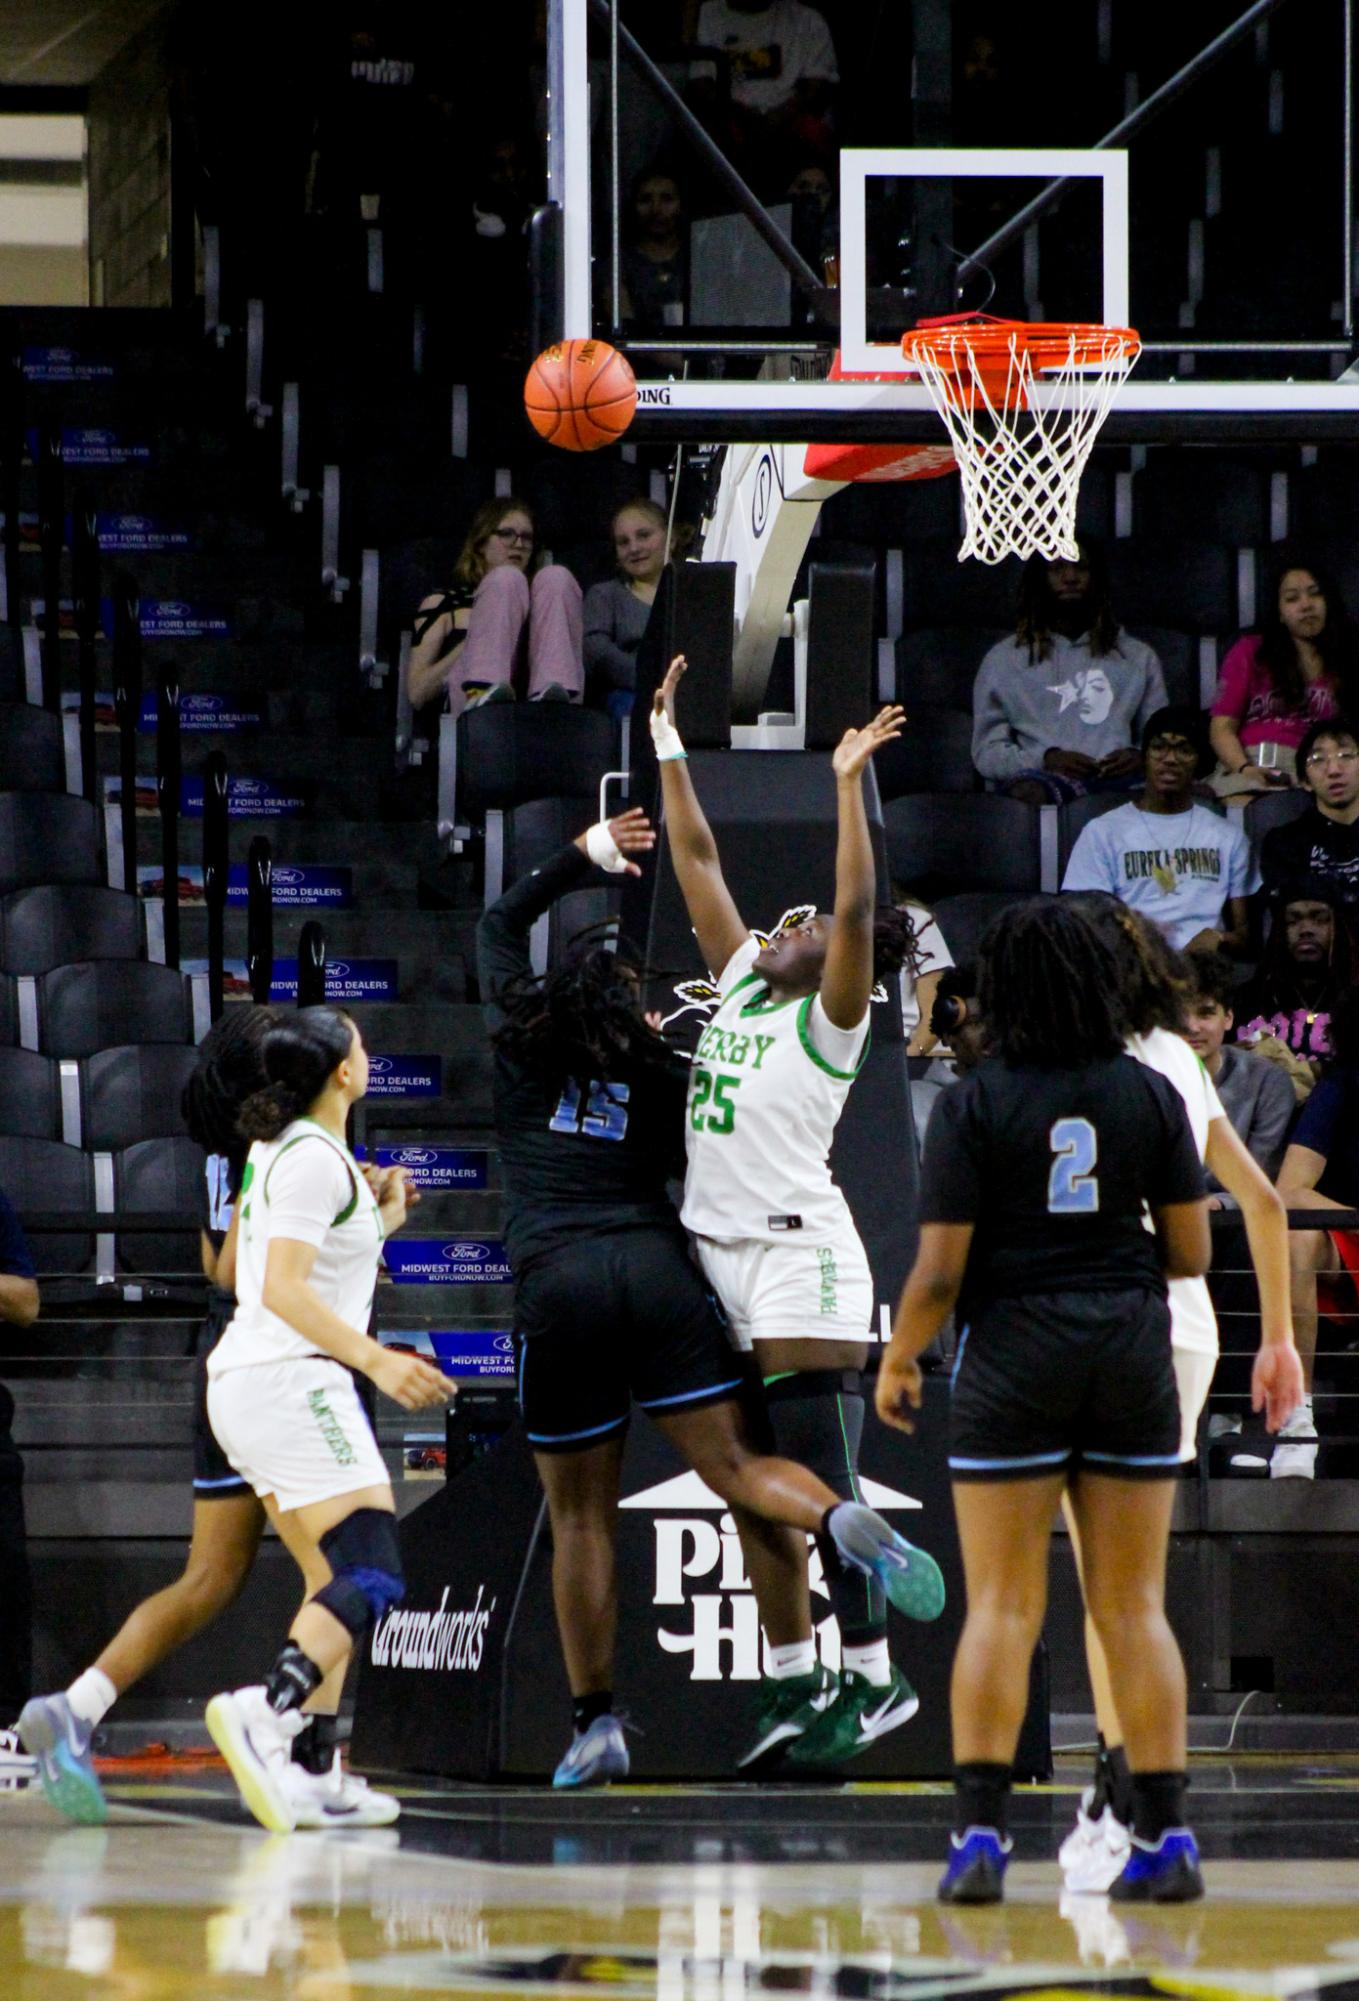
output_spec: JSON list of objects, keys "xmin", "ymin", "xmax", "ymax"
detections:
[
  {"xmin": 1048, "ymin": 1117, "xmax": 1099, "ymax": 1214},
  {"xmin": 549, "ymin": 1079, "xmax": 630, "ymax": 1142}
]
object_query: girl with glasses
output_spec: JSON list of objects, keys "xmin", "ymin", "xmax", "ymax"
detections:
[{"xmin": 408, "ymin": 496, "xmax": 583, "ymax": 715}]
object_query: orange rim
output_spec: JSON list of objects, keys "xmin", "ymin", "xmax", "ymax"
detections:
[{"xmin": 901, "ymin": 314, "xmax": 1140, "ymax": 404}]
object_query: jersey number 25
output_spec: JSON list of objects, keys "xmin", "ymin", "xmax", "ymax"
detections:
[{"xmin": 1048, "ymin": 1117, "xmax": 1099, "ymax": 1214}]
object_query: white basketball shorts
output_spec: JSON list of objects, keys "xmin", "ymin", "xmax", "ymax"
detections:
[
  {"xmin": 694, "ymin": 1232, "xmax": 874, "ymax": 1350},
  {"xmin": 207, "ymin": 1355, "xmax": 389, "ymax": 1512}
]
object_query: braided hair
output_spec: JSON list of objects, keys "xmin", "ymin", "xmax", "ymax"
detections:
[
  {"xmin": 1065, "ymin": 891, "xmax": 1192, "ymax": 1036},
  {"xmin": 874, "ymin": 904, "xmax": 924, "ymax": 985},
  {"xmin": 979, "ymin": 896, "xmax": 1129, "ymax": 1067},
  {"xmin": 181, "ymin": 1003, "xmax": 283, "ymax": 1192},
  {"xmin": 493, "ymin": 931, "xmax": 683, "ymax": 1096}
]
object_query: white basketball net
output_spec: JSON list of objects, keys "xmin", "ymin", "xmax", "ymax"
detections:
[{"xmin": 907, "ymin": 326, "xmax": 1139, "ymax": 565}]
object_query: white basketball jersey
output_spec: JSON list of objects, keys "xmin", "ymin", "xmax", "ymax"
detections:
[
  {"xmin": 1126, "ymin": 1026, "xmax": 1225, "ymax": 1359},
  {"xmin": 681, "ymin": 939, "xmax": 869, "ymax": 1247},
  {"xmin": 209, "ymin": 1118, "xmax": 384, "ymax": 1373}
]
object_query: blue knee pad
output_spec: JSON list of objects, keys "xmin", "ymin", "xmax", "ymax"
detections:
[{"xmin": 314, "ymin": 1508, "xmax": 404, "ymax": 1638}]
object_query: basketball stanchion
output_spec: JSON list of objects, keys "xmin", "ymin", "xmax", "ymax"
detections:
[{"xmin": 899, "ymin": 313, "xmax": 1141, "ymax": 565}]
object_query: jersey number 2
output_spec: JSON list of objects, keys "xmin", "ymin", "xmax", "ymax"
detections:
[
  {"xmin": 549, "ymin": 1079, "xmax": 630, "ymax": 1142},
  {"xmin": 1048, "ymin": 1117, "xmax": 1099, "ymax": 1213}
]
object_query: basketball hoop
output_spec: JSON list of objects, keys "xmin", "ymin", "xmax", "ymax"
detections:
[{"xmin": 899, "ymin": 314, "xmax": 1141, "ymax": 565}]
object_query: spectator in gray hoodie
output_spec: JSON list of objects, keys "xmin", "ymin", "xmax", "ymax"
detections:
[
  {"xmin": 971, "ymin": 539, "xmax": 1168, "ymax": 804},
  {"xmin": 1183, "ymin": 951, "xmax": 1295, "ymax": 1199}
]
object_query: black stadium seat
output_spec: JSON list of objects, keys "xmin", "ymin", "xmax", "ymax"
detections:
[
  {"xmin": 114, "ymin": 1135, "xmax": 205, "ymax": 1275},
  {"xmin": 1242, "ymin": 786, "xmax": 1312, "ymax": 854},
  {"xmin": 0, "ymin": 794, "xmax": 102, "ymax": 897},
  {"xmin": 875, "ymin": 711, "xmax": 976, "ymax": 800},
  {"xmin": 1057, "ymin": 791, "xmax": 1129, "ymax": 874},
  {"xmin": 0, "ymin": 885, "xmax": 144, "ymax": 975},
  {"xmin": 895, "ymin": 627, "xmax": 1006, "ymax": 711},
  {"xmin": 37, "ymin": 961, "xmax": 195, "ymax": 1059},
  {"xmin": 0, "ymin": 1134, "xmax": 94, "ymax": 1275},
  {"xmin": 80, "ymin": 1044, "xmax": 198, "ymax": 1151},
  {"xmin": 883, "ymin": 794, "xmax": 1042, "ymax": 900},
  {"xmin": 1106, "ymin": 542, "xmax": 1238, "ymax": 634},
  {"xmin": 0, "ymin": 975, "xmax": 16, "ymax": 1047},
  {"xmin": 456, "ymin": 704, "xmax": 618, "ymax": 820},
  {"xmin": 0, "ymin": 703, "xmax": 67, "ymax": 793},
  {"xmin": 0, "ymin": 1048, "xmax": 62, "ymax": 1140},
  {"xmin": 931, "ymin": 890, "xmax": 1032, "ymax": 965}
]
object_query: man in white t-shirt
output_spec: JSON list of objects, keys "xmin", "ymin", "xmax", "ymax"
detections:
[
  {"xmin": 690, "ymin": 0, "xmax": 838, "ymax": 188},
  {"xmin": 1061, "ymin": 706, "xmax": 1258, "ymax": 954}
]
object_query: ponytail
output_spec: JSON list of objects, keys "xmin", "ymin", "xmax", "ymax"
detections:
[{"xmin": 237, "ymin": 1007, "xmax": 356, "ymax": 1142}]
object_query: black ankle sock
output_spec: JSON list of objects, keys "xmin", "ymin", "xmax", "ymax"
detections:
[
  {"xmin": 573, "ymin": 1690, "xmax": 613, "ymax": 1735},
  {"xmin": 1107, "ymin": 1744, "xmax": 1134, "ymax": 1827},
  {"xmin": 1131, "ymin": 1769, "xmax": 1187, "ymax": 1843},
  {"xmin": 264, "ymin": 1642, "xmax": 323, "ymax": 1716},
  {"xmin": 954, "ymin": 1760, "xmax": 1011, "ymax": 1838},
  {"xmin": 292, "ymin": 1713, "xmax": 342, "ymax": 1774}
]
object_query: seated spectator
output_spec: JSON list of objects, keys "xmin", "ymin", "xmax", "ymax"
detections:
[
  {"xmin": 0, "ymin": 1183, "xmax": 39, "ymax": 1724},
  {"xmin": 1208, "ymin": 555, "xmax": 1359, "ymax": 797},
  {"xmin": 1234, "ymin": 879, "xmax": 1358, "ymax": 1087},
  {"xmin": 1061, "ymin": 706, "xmax": 1258, "ymax": 955},
  {"xmin": 786, "ymin": 159, "xmax": 837, "ymax": 275},
  {"xmin": 583, "ymin": 500, "xmax": 673, "ymax": 716},
  {"xmin": 891, "ymin": 890, "xmax": 953, "ymax": 1058},
  {"xmin": 407, "ymin": 499, "xmax": 583, "ymax": 717},
  {"xmin": 908, "ymin": 961, "xmax": 985, "ymax": 1152},
  {"xmin": 621, "ymin": 172, "xmax": 688, "ymax": 333},
  {"xmin": 971, "ymin": 539, "xmax": 1167, "ymax": 803},
  {"xmin": 688, "ymin": 0, "xmax": 839, "ymax": 192},
  {"xmin": 1182, "ymin": 952, "xmax": 1295, "ymax": 1194},
  {"xmin": 1259, "ymin": 716, "xmax": 1359, "ymax": 908},
  {"xmin": 1276, "ymin": 990, "xmax": 1359, "ymax": 1478}
]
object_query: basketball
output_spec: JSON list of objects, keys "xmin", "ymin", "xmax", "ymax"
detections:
[{"xmin": 523, "ymin": 338, "xmax": 637, "ymax": 452}]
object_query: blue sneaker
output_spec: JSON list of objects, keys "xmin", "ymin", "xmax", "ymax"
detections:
[
  {"xmin": 552, "ymin": 1714, "xmax": 629, "ymax": 1790},
  {"xmin": 1109, "ymin": 1828, "xmax": 1204, "ymax": 1903},
  {"xmin": 17, "ymin": 1693, "xmax": 107, "ymax": 1826},
  {"xmin": 827, "ymin": 1503, "xmax": 946, "ymax": 1622},
  {"xmin": 938, "ymin": 1827, "xmax": 1011, "ymax": 1904}
]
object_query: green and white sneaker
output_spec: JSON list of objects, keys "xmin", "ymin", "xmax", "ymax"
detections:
[
  {"xmin": 736, "ymin": 1665, "xmax": 835, "ymax": 1769},
  {"xmin": 785, "ymin": 1665, "xmax": 920, "ymax": 1769}
]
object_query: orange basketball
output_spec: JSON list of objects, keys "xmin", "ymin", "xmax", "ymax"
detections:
[{"xmin": 524, "ymin": 338, "xmax": 638, "ymax": 452}]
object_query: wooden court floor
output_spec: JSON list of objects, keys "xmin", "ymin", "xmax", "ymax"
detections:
[{"xmin": 3, "ymin": 1755, "xmax": 1359, "ymax": 1999}]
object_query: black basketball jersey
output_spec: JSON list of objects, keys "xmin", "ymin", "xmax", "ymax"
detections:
[
  {"xmin": 478, "ymin": 844, "xmax": 690, "ymax": 1274},
  {"xmin": 919, "ymin": 1053, "xmax": 1205, "ymax": 1314}
]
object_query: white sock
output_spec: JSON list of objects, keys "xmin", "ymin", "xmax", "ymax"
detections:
[
  {"xmin": 842, "ymin": 1638, "xmax": 892, "ymax": 1688},
  {"xmin": 67, "ymin": 1667, "xmax": 117, "ymax": 1728},
  {"xmin": 767, "ymin": 1639, "xmax": 816, "ymax": 1680}
]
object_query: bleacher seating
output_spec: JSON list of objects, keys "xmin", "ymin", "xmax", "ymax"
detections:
[
  {"xmin": 884, "ymin": 794, "xmax": 1042, "ymax": 901},
  {"xmin": 0, "ymin": 886, "xmax": 144, "ymax": 974},
  {"xmin": 0, "ymin": 1047, "xmax": 63, "ymax": 1140},
  {"xmin": 36, "ymin": 962, "xmax": 195, "ymax": 1059},
  {"xmin": 0, "ymin": 1134, "xmax": 93, "ymax": 1275},
  {"xmin": 0, "ymin": 703, "xmax": 68, "ymax": 792},
  {"xmin": 0, "ymin": 794, "xmax": 102, "ymax": 896},
  {"xmin": 113, "ymin": 1136, "xmax": 205, "ymax": 1276},
  {"xmin": 79, "ymin": 1045, "xmax": 198, "ymax": 1151}
]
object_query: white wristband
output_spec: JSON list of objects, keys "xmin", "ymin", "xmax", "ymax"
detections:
[
  {"xmin": 649, "ymin": 706, "xmax": 686, "ymax": 761},
  {"xmin": 585, "ymin": 820, "xmax": 628, "ymax": 873}
]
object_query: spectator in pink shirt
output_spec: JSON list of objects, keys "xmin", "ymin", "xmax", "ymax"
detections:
[{"xmin": 1208, "ymin": 555, "xmax": 1359, "ymax": 797}]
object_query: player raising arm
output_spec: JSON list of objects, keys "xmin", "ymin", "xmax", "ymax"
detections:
[
  {"xmin": 478, "ymin": 807, "xmax": 939, "ymax": 1788},
  {"xmin": 878, "ymin": 897, "xmax": 1212, "ymax": 1907},
  {"xmin": 653, "ymin": 656, "xmax": 944, "ymax": 1772}
]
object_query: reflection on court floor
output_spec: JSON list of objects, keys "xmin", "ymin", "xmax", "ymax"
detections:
[{"xmin": 3, "ymin": 1760, "xmax": 1359, "ymax": 2000}]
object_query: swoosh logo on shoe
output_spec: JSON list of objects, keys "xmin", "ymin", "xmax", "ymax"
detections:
[{"xmin": 855, "ymin": 1690, "xmax": 919, "ymax": 1742}]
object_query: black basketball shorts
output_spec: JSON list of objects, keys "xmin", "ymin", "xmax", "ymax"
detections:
[
  {"xmin": 192, "ymin": 1286, "xmax": 251, "ymax": 1498},
  {"xmin": 516, "ymin": 1227, "xmax": 745, "ymax": 1453},
  {"xmin": 949, "ymin": 1285, "xmax": 1182, "ymax": 1482}
]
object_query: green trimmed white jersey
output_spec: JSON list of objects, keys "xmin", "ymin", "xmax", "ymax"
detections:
[
  {"xmin": 208, "ymin": 1118, "xmax": 384, "ymax": 1373},
  {"xmin": 681, "ymin": 937, "xmax": 870, "ymax": 1246}
]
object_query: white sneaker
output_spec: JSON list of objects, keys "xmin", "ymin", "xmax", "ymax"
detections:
[
  {"xmin": 0, "ymin": 1725, "xmax": 37, "ymax": 1793},
  {"xmin": 282, "ymin": 1753, "xmax": 400, "ymax": 1829},
  {"xmin": 1271, "ymin": 1403, "xmax": 1318, "ymax": 1480},
  {"xmin": 205, "ymin": 1687, "xmax": 305, "ymax": 1834},
  {"xmin": 1059, "ymin": 1889, "xmax": 1132, "ymax": 1967},
  {"xmin": 1058, "ymin": 1786, "xmax": 1099, "ymax": 1872},
  {"xmin": 1061, "ymin": 1802, "xmax": 1132, "ymax": 1894}
]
